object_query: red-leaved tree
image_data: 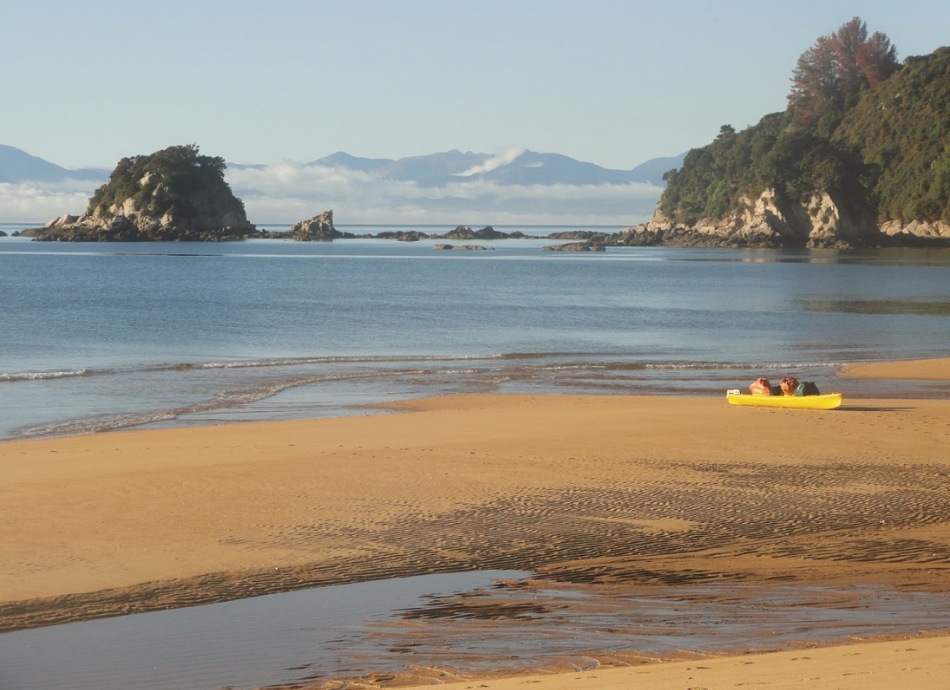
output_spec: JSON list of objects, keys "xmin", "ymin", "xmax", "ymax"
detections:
[{"xmin": 788, "ymin": 17, "xmax": 899, "ymax": 133}]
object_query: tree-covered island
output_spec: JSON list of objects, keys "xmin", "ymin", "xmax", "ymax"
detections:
[{"xmin": 35, "ymin": 144, "xmax": 257, "ymax": 241}]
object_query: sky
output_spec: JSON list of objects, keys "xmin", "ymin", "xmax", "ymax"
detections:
[
  {"xmin": 2, "ymin": 1, "xmax": 948, "ymax": 225},
  {"xmin": 5, "ymin": 0, "xmax": 948, "ymax": 172}
]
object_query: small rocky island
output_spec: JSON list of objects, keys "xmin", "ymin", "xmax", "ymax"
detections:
[{"xmin": 33, "ymin": 145, "xmax": 257, "ymax": 241}]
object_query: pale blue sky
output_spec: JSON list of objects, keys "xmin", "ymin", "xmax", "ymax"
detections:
[{"xmin": 5, "ymin": 0, "xmax": 949, "ymax": 171}]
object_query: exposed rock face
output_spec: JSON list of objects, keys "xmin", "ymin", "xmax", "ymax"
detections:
[
  {"xmin": 623, "ymin": 188, "xmax": 886, "ymax": 248},
  {"xmin": 287, "ymin": 210, "xmax": 342, "ymax": 241},
  {"xmin": 880, "ymin": 220, "xmax": 950, "ymax": 240}
]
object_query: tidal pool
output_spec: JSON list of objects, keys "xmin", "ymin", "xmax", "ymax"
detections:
[{"xmin": 3, "ymin": 570, "xmax": 950, "ymax": 690}]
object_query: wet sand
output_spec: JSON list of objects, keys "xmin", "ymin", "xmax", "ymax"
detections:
[
  {"xmin": 1, "ymin": 358, "xmax": 949, "ymax": 688},
  {"xmin": 397, "ymin": 635, "xmax": 950, "ymax": 690},
  {"xmin": 841, "ymin": 356, "xmax": 950, "ymax": 380}
]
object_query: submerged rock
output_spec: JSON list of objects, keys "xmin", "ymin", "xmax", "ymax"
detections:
[{"xmin": 543, "ymin": 241, "xmax": 606, "ymax": 252}]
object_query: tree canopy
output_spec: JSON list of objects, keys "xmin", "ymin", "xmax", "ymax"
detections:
[
  {"xmin": 787, "ymin": 17, "xmax": 899, "ymax": 135},
  {"xmin": 88, "ymin": 144, "xmax": 242, "ymax": 221},
  {"xmin": 833, "ymin": 47, "xmax": 950, "ymax": 223}
]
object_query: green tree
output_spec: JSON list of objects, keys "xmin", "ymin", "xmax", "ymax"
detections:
[{"xmin": 87, "ymin": 144, "xmax": 244, "ymax": 222}]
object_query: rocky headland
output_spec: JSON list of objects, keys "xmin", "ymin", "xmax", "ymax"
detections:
[{"xmin": 642, "ymin": 38, "xmax": 950, "ymax": 250}]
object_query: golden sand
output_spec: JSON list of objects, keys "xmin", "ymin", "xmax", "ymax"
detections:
[
  {"xmin": 841, "ymin": 356, "xmax": 950, "ymax": 380},
  {"xmin": 1, "ymin": 358, "xmax": 948, "ymax": 688},
  {"xmin": 397, "ymin": 636, "xmax": 950, "ymax": 690}
]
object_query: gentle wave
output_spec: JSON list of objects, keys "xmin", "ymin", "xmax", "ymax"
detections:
[
  {"xmin": 539, "ymin": 361, "xmax": 845, "ymax": 372},
  {"xmin": 643, "ymin": 361, "xmax": 845, "ymax": 371},
  {"xmin": 17, "ymin": 410, "xmax": 182, "ymax": 438},
  {"xmin": 0, "ymin": 356, "xmax": 507, "ymax": 383},
  {"xmin": 0, "ymin": 369, "xmax": 90, "ymax": 382},
  {"xmin": 2, "ymin": 356, "xmax": 901, "ymax": 440},
  {"xmin": 10, "ymin": 368, "xmax": 429, "ymax": 439},
  {"xmin": 192, "ymin": 354, "xmax": 508, "ymax": 370},
  {"xmin": 0, "ymin": 358, "xmax": 847, "ymax": 386}
]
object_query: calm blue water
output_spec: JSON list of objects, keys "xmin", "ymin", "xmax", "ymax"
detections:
[{"xmin": 1, "ymin": 223, "xmax": 948, "ymax": 439}]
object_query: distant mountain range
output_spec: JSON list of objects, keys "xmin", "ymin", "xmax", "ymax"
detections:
[
  {"xmin": 0, "ymin": 145, "xmax": 686, "ymax": 226},
  {"xmin": 0, "ymin": 145, "xmax": 109, "ymax": 184},
  {"xmin": 302, "ymin": 149, "xmax": 683, "ymax": 187}
]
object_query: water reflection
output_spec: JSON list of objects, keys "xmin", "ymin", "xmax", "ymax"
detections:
[{"xmin": 799, "ymin": 297, "xmax": 950, "ymax": 316}]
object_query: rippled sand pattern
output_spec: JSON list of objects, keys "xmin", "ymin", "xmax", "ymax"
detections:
[
  {"xmin": 2, "ymin": 392, "xmax": 949, "ymax": 644},
  {"xmin": 6, "ymin": 457, "xmax": 948, "ymax": 634},
  {"xmin": 346, "ymin": 459, "xmax": 950, "ymax": 584}
]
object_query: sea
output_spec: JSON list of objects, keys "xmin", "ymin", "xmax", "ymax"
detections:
[{"xmin": 1, "ymin": 222, "xmax": 948, "ymax": 441}]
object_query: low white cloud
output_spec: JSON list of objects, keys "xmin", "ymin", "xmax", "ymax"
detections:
[
  {"xmin": 0, "ymin": 163, "xmax": 662, "ymax": 228},
  {"xmin": 0, "ymin": 180, "xmax": 92, "ymax": 223},
  {"xmin": 228, "ymin": 161, "xmax": 661, "ymax": 226}
]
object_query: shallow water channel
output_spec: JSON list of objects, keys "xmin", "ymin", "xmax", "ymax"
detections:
[{"xmin": 3, "ymin": 570, "xmax": 950, "ymax": 690}]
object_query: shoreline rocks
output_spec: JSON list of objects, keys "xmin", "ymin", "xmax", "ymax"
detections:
[
  {"xmin": 619, "ymin": 190, "xmax": 949, "ymax": 249},
  {"xmin": 432, "ymin": 243, "xmax": 493, "ymax": 251},
  {"xmin": 12, "ymin": 204, "xmax": 947, "ymax": 250}
]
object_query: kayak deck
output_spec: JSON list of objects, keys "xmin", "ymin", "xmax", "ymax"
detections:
[{"xmin": 726, "ymin": 392, "xmax": 843, "ymax": 409}]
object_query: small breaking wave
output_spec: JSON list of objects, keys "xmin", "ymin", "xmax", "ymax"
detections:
[
  {"xmin": 0, "ymin": 369, "xmax": 91, "ymax": 383},
  {"xmin": 538, "ymin": 360, "xmax": 844, "ymax": 372},
  {"xmin": 642, "ymin": 361, "xmax": 845, "ymax": 371},
  {"xmin": 9, "ymin": 368, "xmax": 431, "ymax": 439},
  {"xmin": 147, "ymin": 353, "xmax": 513, "ymax": 372},
  {"xmin": 1, "ymin": 355, "xmax": 512, "ymax": 385},
  {"xmin": 16, "ymin": 410, "xmax": 182, "ymax": 439}
]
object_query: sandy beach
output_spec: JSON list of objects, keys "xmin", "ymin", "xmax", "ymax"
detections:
[
  {"xmin": 2, "ymin": 358, "xmax": 949, "ymax": 688},
  {"xmin": 841, "ymin": 356, "xmax": 950, "ymax": 380}
]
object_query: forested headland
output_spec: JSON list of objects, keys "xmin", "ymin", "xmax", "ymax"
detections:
[{"xmin": 649, "ymin": 18, "xmax": 948, "ymax": 247}]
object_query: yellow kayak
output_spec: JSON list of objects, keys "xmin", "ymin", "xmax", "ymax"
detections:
[{"xmin": 726, "ymin": 392, "xmax": 843, "ymax": 410}]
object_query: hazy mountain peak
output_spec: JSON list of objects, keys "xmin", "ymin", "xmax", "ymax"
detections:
[{"xmin": 0, "ymin": 145, "xmax": 107, "ymax": 183}]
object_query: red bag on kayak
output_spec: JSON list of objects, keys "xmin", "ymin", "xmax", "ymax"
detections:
[{"xmin": 749, "ymin": 377, "xmax": 772, "ymax": 395}]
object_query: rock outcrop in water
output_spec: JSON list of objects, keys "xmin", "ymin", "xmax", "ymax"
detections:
[
  {"xmin": 442, "ymin": 225, "xmax": 513, "ymax": 240},
  {"xmin": 287, "ymin": 210, "xmax": 343, "ymax": 241},
  {"xmin": 33, "ymin": 145, "xmax": 257, "ymax": 241}
]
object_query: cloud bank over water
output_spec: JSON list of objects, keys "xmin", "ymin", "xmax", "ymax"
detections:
[
  {"xmin": 229, "ymin": 162, "xmax": 662, "ymax": 226},
  {"xmin": 2, "ymin": 156, "xmax": 665, "ymax": 227},
  {"xmin": 0, "ymin": 180, "xmax": 93, "ymax": 223}
]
